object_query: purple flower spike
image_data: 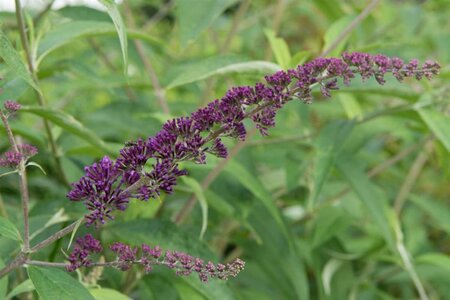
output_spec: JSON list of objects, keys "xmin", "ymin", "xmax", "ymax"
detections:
[{"xmin": 67, "ymin": 52, "xmax": 440, "ymax": 226}]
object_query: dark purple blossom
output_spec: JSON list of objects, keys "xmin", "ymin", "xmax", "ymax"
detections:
[
  {"xmin": 208, "ymin": 138, "xmax": 228, "ymax": 158},
  {"xmin": 67, "ymin": 156, "xmax": 130, "ymax": 226},
  {"xmin": 117, "ymin": 138, "xmax": 150, "ymax": 171},
  {"xmin": 67, "ymin": 234, "xmax": 102, "ymax": 272},
  {"xmin": 67, "ymin": 52, "xmax": 440, "ymax": 225}
]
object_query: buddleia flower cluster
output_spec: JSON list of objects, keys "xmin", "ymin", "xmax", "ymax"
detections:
[
  {"xmin": 67, "ymin": 234, "xmax": 245, "ymax": 283},
  {"xmin": 0, "ymin": 101, "xmax": 38, "ymax": 168},
  {"xmin": 67, "ymin": 52, "xmax": 440, "ymax": 226}
]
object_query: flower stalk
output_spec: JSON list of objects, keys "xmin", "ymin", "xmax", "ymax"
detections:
[{"xmin": 0, "ymin": 106, "xmax": 31, "ymax": 252}]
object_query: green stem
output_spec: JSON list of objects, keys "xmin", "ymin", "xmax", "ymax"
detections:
[
  {"xmin": 0, "ymin": 111, "xmax": 31, "ymax": 252},
  {"xmin": 14, "ymin": 0, "xmax": 69, "ymax": 186}
]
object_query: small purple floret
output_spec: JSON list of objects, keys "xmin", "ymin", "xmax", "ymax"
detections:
[
  {"xmin": 3, "ymin": 100, "xmax": 21, "ymax": 113},
  {"xmin": 0, "ymin": 144, "xmax": 38, "ymax": 168}
]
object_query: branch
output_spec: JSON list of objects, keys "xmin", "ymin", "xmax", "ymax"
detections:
[{"xmin": 30, "ymin": 220, "xmax": 80, "ymax": 253}]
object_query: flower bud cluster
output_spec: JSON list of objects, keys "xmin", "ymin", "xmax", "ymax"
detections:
[
  {"xmin": 4, "ymin": 100, "xmax": 21, "ymax": 114},
  {"xmin": 0, "ymin": 144, "xmax": 38, "ymax": 168},
  {"xmin": 68, "ymin": 235, "xmax": 245, "ymax": 282},
  {"xmin": 66, "ymin": 234, "xmax": 103, "ymax": 272}
]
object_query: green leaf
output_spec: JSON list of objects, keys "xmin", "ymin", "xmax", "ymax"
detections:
[
  {"xmin": 67, "ymin": 218, "xmax": 84, "ymax": 251},
  {"xmin": 175, "ymin": 0, "xmax": 236, "ymax": 47},
  {"xmin": 289, "ymin": 50, "xmax": 311, "ymax": 68},
  {"xmin": 98, "ymin": 0, "xmax": 128, "ymax": 75},
  {"xmin": 205, "ymin": 190, "xmax": 235, "ymax": 217},
  {"xmin": 165, "ymin": 56, "xmax": 280, "ymax": 89},
  {"xmin": 0, "ymin": 170, "xmax": 18, "ymax": 178},
  {"xmin": 37, "ymin": 21, "xmax": 115, "ymax": 66},
  {"xmin": 5, "ymin": 279, "xmax": 35, "ymax": 300},
  {"xmin": 0, "ymin": 78, "xmax": 30, "ymax": 102},
  {"xmin": 339, "ymin": 93, "xmax": 363, "ymax": 119},
  {"xmin": 309, "ymin": 121, "xmax": 354, "ymax": 207},
  {"xmin": 416, "ymin": 253, "xmax": 450, "ymax": 273},
  {"xmin": 322, "ymin": 15, "xmax": 355, "ymax": 56},
  {"xmin": 336, "ymin": 158, "xmax": 394, "ymax": 249},
  {"xmin": 418, "ymin": 107, "xmax": 450, "ymax": 152},
  {"xmin": 26, "ymin": 161, "xmax": 46, "ymax": 175},
  {"xmin": 0, "ymin": 30, "xmax": 40, "ymax": 93},
  {"xmin": 181, "ymin": 177, "xmax": 208, "ymax": 239},
  {"xmin": 224, "ymin": 160, "xmax": 288, "ymax": 238},
  {"xmin": 321, "ymin": 258, "xmax": 344, "ymax": 296},
  {"xmin": 312, "ymin": 206, "xmax": 351, "ymax": 248},
  {"xmin": 246, "ymin": 203, "xmax": 309, "ymax": 299},
  {"xmin": 28, "ymin": 266, "xmax": 95, "ymax": 300},
  {"xmin": 410, "ymin": 195, "xmax": 450, "ymax": 234},
  {"xmin": 264, "ymin": 29, "xmax": 291, "ymax": 69},
  {"xmin": 0, "ymin": 216, "xmax": 22, "ymax": 242},
  {"xmin": 0, "ymin": 258, "xmax": 7, "ymax": 300},
  {"xmin": 89, "ymin": 288, "xmax": 132, "ymax": 300},
  {"xmin": 20, "ymin": 106, "xmax": 115, "ymax": 155},
  {"xmin": 177, "ymin": 275, "xmax": 235, "ymax": 300},
  {"xmin": 173, "ymin": 279, "xmax": 205, "ymax": 300}
]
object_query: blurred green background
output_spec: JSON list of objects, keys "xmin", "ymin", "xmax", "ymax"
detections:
[{"xmin": 0, "ymin": 0, "xmax": 449, "ymax": 299}]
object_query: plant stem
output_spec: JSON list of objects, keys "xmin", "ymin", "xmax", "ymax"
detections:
[
  {"xmin": 14, "ymin": 0, "xmax": 69, "ymax": 186},
  {"xmin": 321, "ymin": 0, "xmax": 381, "ymax": 57},
  {"xmin": 393, "ymin": 219, "xmax": 429, "ymax": 300},
  {"xmin": 26, "ymin": 259, "xmax": 196, "ymax": 270},
  {"xmin": 0, "ymin": 252, "xmax": 28, "ymax": 278},
  {"xmin": 30, "ymin": 220, "xmax": 79, "ymax": 253},
  {"xmin": 123, "ymin": 0, "xmax": 170, "ymax": 115},
  {"xmin": 0, "ymin": 111, "xmax": 30, "ymax": 251},
  {"xmin": 0, "ymin": 111, "xmax": 19, "ymax": 151},
  {"xmin": 19, "ymin": 159, "xmax": 30, "ymax": 252},
  {"xmin": 394, "ymin": 138, "xmax": 434, "ymax": 214}
]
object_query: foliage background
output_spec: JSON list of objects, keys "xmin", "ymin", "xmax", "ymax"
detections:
[{"xmin": 0, "ymin": 0, "xmax": 449, "ymax": 299}]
